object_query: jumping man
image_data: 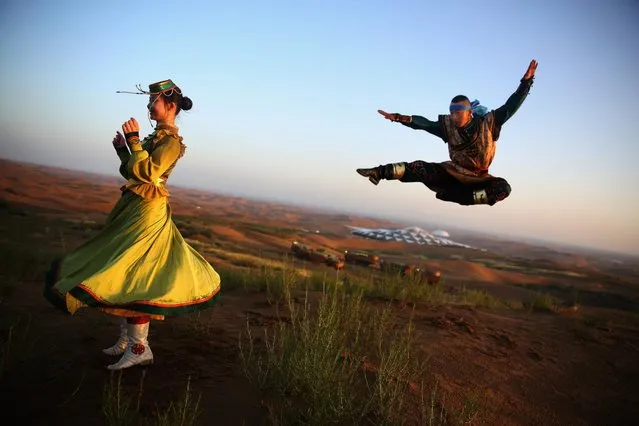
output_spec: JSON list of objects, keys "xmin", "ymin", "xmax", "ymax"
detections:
[{"xmin": 356, "ymin": 59, "xmax": 538, "ymax": 206}]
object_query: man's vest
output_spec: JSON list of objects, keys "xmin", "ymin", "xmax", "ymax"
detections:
[{"xmin": 437, "ymin": 112, "xmax": 502, "ymax": 184}]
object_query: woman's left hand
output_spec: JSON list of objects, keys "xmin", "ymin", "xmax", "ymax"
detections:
[
  {"xmin": 122, "ymin": 117, "xmax": 139, "ymax": 135},
  {"xmin": 112, "ymin": 131, "xmax": 126, "ymax": 148}
]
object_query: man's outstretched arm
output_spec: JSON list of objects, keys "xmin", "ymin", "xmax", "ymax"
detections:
[
  {"xmin": 493, "ymin": 59, "xmax": 538, "ymax": 127},
  {"xmin": 377, "ymin": 109, "xmax": 444, "ymax": 139}
]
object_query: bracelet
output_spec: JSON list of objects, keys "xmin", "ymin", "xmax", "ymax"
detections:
[{"xmin": 124, "ymin": 131, "xmax": 139, "ymax": 141}]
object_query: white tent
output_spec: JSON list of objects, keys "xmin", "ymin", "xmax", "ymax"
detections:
[{"xmin": 347, "ymin": 226, "xmax": 474, "ymax": 249}]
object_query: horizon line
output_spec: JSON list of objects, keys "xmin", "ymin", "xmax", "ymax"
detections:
[{"xmin": 1, "ymin": 156, "xmax": 637, "ymax": 260}]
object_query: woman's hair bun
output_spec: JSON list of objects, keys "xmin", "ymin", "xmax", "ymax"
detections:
[{"xmin": 180, "ymin": 96, "xmax": 193, "ymax": 111}]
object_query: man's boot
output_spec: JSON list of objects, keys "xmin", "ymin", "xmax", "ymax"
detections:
[
  {"xmin": 106, "ymin": 322, "xmax": 154, "ymax": 370},
  {"xmin": 102, "ymin": 317, "xmax": 128, "ymax": 356},
  {"xmin": 356, "ymin": 162, "xmax": 406, "ymax": 185}
]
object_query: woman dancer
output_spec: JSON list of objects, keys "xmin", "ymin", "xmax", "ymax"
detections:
[{"xmin": 44, "ymin": 79, "xmax": 222, "ymax": 370}]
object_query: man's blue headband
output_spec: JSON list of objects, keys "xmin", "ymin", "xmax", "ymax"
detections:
[
  {"xmin": 449, "ymin": 99, "xmax": 489, "ymax": 117},
  {"xmin": 449, "ymin": 104, "xmax": 471, "ymax": 112}
]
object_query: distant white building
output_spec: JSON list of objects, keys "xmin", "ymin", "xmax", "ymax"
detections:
[
  {"xmin": 432, "ymin": 229, "xmax": 450, "ymax": 238},
  {"xmin": 346, "ymin": 226, "xmax": 475, "ymax": 249}
]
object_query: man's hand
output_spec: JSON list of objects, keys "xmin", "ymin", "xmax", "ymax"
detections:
[
  {"xmin": 122, "ymin": 117, "xmax": 139, "ymax": 135},
  {"xmin": 523, "ymin": 59, "xmax": 538, "ymax": 80},
  {"xmin": 378, "ymin": 109, "xmax": 411, "ymax": 124},
  {"xmin": 112, "ymin": 131, "xmax": 126, "ymax": 148}
]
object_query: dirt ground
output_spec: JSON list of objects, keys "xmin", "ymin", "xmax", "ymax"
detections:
[{"xmin": 1, "ymin": 159, "xmax": 639, "ymax": 425}]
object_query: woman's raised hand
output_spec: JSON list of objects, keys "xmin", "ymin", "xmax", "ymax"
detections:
[{"xmin": 122, "ymin": 117, "xmax": 139, "ymax": 135}]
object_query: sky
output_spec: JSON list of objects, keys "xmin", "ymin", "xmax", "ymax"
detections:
[{"xmin": 1, "ymin": 0, "xmax": 638, "ymax": 256}]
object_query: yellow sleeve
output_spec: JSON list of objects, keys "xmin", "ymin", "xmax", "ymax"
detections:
[{"xmin": 126, "ymin": 135, "xmax": 181, "ymax": 183}]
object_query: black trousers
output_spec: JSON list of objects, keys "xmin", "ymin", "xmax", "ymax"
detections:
[{"xmin": 400, "ymin": 161, "xmax": 512, "ymax": 206}]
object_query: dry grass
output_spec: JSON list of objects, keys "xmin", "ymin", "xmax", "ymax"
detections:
[
  {"xmin": 102, "ymin": 371, "xmax": 201, "ymax": 426},
  {"xmin": 524, "ymin": 292, "xmax": 557, "ymax": 312},
  {"xmin": 237, "ymin": 265, "xmax": 484, "ymax": 425}
]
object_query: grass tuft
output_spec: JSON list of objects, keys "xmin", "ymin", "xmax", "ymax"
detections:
[
  {"xmin": 101, "ymin": 371, "xmax": 201, "ymax": 426},
  {"xmin": 238, "ymin": 267, "xmax": 477, "ymax": 425},
  {"xmin": 0, "ymin": 314, "xmax": 38, "ymax": 382},
  {"xmin": 524, "ymin": 292, "xmax": 556, "ymax": 312},
  {"xmin": 153, "ymin": 376, "xmax": 202, "ymax": 426}
]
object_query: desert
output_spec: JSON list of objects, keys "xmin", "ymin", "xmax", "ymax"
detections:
[{"xmin": 1, "ymin": 158, "xmax": 638, "ymax": 425}]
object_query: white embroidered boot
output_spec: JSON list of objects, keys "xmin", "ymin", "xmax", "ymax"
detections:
[
  {"xmin": 106, "ymin": 322, "xmax": 154, "ymax": 370},
  {"xmin": 102, "ymin": 317, "xmax": 129, "ymax": 356}
]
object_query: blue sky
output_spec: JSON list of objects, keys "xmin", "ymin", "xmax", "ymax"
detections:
[{"xmin": 1, "ymin": 0, "xmax": 638, "ymax": 255}]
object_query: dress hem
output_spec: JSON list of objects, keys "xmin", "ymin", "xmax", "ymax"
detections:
[{"xmin": 44, "ymin": 258, "xmax": 222, "ymax": 318}]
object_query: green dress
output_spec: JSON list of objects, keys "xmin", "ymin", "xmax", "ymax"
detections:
[{"xmin": 44, "ymin": 123, "xmax": 222, "ymax": 320}]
